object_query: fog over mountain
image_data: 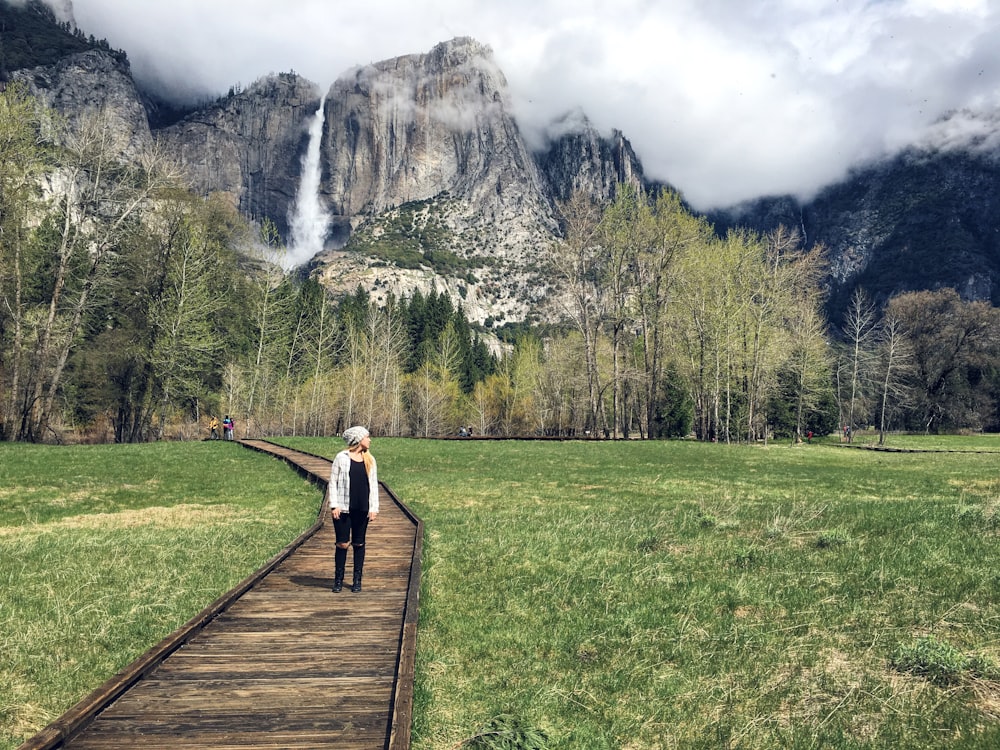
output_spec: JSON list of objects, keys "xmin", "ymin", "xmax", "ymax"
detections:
[{"xmin": 34, "ymin": 0, "xmax": 1000, "ymax": 211}]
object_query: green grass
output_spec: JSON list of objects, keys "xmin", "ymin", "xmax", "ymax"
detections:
[
  {"xmin": 3, "ymin": 438, "xmax": 1000, "ymax": 749},
  {"xmin": 0, "ymin": 442, "xmax": 320, "ymax": 749}
]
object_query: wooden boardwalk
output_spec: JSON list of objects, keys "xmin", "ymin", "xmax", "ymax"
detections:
[{"xmin": 19, "ymin": 439, "xmax": 422, "ymax": 750}]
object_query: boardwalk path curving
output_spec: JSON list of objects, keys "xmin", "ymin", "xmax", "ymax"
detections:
[{"xmin": 19, "ymin": 439, "xmax": 422, "ymax": 750}]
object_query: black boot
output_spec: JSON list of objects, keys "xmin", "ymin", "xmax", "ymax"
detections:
[
  {"xmin": 332, "ymin": 546, "xmax": 347, "ymax": 593},
  {"xmin": 351, "ymin": 544, "xmax": 366, "ymax": 592}
]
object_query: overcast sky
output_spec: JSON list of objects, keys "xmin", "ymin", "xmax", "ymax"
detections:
[{"xmin": 50, "ymin": 0, "xmax": 1000, "ymax": 210}]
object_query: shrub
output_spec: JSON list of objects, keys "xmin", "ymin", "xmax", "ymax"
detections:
[
  {"xmin": 460, "ymin": 714, "xmax": 549, "ymax": 749},
  {"xmin": 816, "ymin": 529, "xmax": 850, "ymax": 548},
  {"xmin": 891, "ymin": 636, "xmax": 970, "ymax": 686},
  {"xmin": 955, "ymin": 503, "xmax": 999, "ymax": 530}
]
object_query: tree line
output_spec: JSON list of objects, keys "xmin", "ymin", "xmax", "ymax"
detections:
[
  {"xmin": 3, "ymin": 83, "xmax": 1000, "ymax": 443},
  {"xmin": 541, "ymin": 186, "xmax": 1000, "ymax": 441}
]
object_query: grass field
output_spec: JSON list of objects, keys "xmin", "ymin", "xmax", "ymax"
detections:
[{"xmin": 3, "ymin": 437, "xmax": 999, "ymax": 749}]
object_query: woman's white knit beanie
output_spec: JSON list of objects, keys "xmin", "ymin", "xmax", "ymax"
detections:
[{"xmin": 342, "ymin": 426, "xmax": 370, "ymax": 446}]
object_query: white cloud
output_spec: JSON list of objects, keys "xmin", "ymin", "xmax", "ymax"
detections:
[{"xmin": 58, "ymin": 0, "xmax": 1000, "ymax": 209}]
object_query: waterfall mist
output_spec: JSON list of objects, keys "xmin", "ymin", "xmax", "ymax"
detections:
[{"xmin": 285, "ymin": 97, "xmax": 329, "ymax": 269}]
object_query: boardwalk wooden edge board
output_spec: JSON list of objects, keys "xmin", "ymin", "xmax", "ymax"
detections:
[{"xmin": 383, "ymin": 482, "xmax": 424, "ymax": 750}]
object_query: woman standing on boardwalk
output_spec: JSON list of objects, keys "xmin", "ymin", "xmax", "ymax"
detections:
[{"xmin": 329, "ymin": 426, "xmax": 379, "ymax": 592}]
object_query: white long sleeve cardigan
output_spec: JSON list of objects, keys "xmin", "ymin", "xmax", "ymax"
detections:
[{"xmin": 328, "ymin": 450, "xmax": 379, "ymax": 513}]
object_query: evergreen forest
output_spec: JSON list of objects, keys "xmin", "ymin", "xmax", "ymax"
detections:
[{"xmin": 0, "ymin": 0, "xmax": 127, "ymax": 78}]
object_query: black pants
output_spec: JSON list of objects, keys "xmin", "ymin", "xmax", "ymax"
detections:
[{"xmin": 333, "ymin": 510, "xmax": 370, "ymax": 546}]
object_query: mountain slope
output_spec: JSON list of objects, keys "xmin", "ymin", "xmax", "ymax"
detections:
[{"xmin": 709, "ymin": 121, "xmax": 1000, "ymax": 320}]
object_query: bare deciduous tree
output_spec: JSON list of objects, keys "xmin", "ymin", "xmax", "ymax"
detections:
[
  {"xmin": 549, "ymin": 189, "xmax": 606, "ymax": 434},
  {"xmin": 839, "ymin": 288, "xmax": 878, "ymax": 441},
  {"xmin": 874, "ymin": 313, "xmax": 914, "ymax": 445},
  {"xmin": 17, "ymin": 108, "xmax": 179, "ymax": 441},
  {"xmin": 0, "ymin": 84, "xmax": 50, "ymax": 440}
]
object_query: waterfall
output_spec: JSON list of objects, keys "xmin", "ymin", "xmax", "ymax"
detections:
[{"xmin": 285, "ymin": 97, "xmax": 329, "ymax": 269}]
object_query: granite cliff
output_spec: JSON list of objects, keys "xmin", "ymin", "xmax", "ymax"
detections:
[
  {"xmin": 311, "ymin": 38, "xmax": 565, "ymax": 324},
  {"xmin": 156, "ymin": 74, "xmax": 322, "ymax": 234},
  {"xmin": 12, "ymin": 49, "xmax": 152, "ymax": 156}
]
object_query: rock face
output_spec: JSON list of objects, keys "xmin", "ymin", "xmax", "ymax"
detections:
[
  {"xmin": 536, "ymin": 113, "xmax": 648, "ymax": 204},
  {"xmin": 323, "ymin": 39, "xmax": 548, "ymax": 222},
  {"xmin": 13, "ymin": 50, "xmax": 153, "ymax": 156},
  {"xmin": 157, "ymin": 74, "xmax": 322, "ymax": 237},
  {"xmin": 313, "ymin": 37, "xmax": 570, "ymax": 323}
]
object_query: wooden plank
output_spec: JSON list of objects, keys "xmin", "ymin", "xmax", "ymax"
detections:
[{"xmin": 66, "ymin": 727, "xmax": 390, "ymax": 750}]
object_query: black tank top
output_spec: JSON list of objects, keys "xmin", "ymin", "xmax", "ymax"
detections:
[{"xmin": 348, "ymin": 458, "xmax": 370, "ymax": 514}]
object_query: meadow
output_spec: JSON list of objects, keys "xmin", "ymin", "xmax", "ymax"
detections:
[{"xmin": 3, "ymin": 437, "xmax": 999, "ymax": 749}]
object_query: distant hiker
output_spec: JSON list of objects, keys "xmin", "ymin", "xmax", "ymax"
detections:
[
  {"xmin": 209, "ymin": 416, "xmax": 220, "ymax": 440},
  {"xmin": 222, "ymin": 415, "xmax": 234, "ymax": 441},
  {"xmin": 328, "ymin": 426, "xmax": 379, "ymax": 593}
]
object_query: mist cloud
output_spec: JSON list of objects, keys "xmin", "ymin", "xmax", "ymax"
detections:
[{"xmin": 56, "ymin": 0, "xmax": 1000, "ymax": 209}]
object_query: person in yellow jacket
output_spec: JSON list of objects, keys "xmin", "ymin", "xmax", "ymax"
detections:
[
  {"xmin": 209, "ymin": 416, "xmax": 220, "ymax": 440},
  {"xmin": 328, "ymin": 426, "xmax": 379, "ymax": 592}
]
